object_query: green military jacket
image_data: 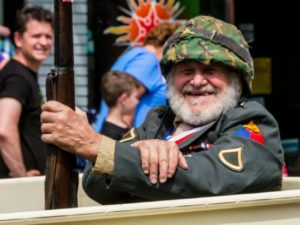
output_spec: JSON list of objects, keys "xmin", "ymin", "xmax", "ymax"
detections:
[{"xmin": 83, "ymin": 100, "xmax": 284, "ymax": 204}]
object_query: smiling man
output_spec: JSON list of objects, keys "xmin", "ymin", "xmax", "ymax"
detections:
[
  {"xmin": 40, "ymin": 15, "xmax": 283, "ymax": 203},
  {"xmin": 0, "ymin": 6, "xmax": 53, "ymax": 178},
  {"xmin": 168, "ymin": 62, "xmax": 242, "ymax": 126}
]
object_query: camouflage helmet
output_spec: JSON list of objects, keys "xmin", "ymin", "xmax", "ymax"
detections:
[{"xmin": 161, "ymin": 15, "xmax": 254, "ymax": 93}]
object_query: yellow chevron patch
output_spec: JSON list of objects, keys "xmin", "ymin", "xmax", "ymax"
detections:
[
  {"xmin": 120, "ymin": 128, "xmax": 136, "ymax": 143},
  {"xmin": 218, "ymin": 147, "xmax": 244, "ymax": 172}
]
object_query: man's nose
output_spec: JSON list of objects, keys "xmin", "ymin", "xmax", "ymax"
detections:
[
  {"xmin": 39, "ymin": 36, "xmax": 50, "ymax": 45},
  {"xmin": 190, "ymin": 72, "xmax": 207, "ymax": 87}
]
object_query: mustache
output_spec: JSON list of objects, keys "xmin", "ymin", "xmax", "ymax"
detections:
[{"xmin": 181, "ymin": 85, "xmax": 218, "ymax": 95}]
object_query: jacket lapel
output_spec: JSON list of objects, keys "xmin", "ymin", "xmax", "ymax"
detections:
[{"xmin": 178, "ymin": 121, "xmax": 216, "ymax": 149}]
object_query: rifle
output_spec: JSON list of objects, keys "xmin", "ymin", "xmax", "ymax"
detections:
[{"xmin": 44, "ymin": 0, "xmax": 78, "ymax": 209}]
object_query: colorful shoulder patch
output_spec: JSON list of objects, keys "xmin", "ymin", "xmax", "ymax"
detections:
[{"xmin": 235, "ymin": 121, "xmax": 265, "ymax": 144}]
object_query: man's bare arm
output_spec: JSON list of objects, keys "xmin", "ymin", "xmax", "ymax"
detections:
[{"xmin": 0, "ymin": 97, "xmax": 27, "ymax": 177}]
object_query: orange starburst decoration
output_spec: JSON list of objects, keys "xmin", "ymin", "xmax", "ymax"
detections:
[{"xmin": 104, "ymin": 0, "xmax": 184, "ymax": 46}]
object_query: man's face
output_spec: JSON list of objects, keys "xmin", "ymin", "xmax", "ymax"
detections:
[
  {"xmin": 168, "ymin": 61, "xmax": 242, "ymax": 125},
  {"xmin": 14, "ymin": 19, "xmax": 53, "ymax": 64}
]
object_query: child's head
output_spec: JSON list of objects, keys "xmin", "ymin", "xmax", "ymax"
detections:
[{"xmin": 101, "ymin": 70, "xmax": 141, "ymax": 113}]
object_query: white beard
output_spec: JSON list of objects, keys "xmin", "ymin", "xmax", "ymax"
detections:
[{"xmin": 167, "ymin": 75, "xmax": 242, "ymax": 126}]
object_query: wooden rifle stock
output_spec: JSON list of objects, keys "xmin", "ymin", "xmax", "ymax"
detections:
[{"xmin": 45, "ymin": 0, "xmax": 78, "ymax": 209}]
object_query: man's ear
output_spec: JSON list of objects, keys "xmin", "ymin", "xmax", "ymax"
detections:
[
  {"xmin": 118, "ymin": 93, "xmax": 129, "ymax": 105},
  {"xmin": 14, "ymin": 32, "xmax": 22, "ymax": 48}
]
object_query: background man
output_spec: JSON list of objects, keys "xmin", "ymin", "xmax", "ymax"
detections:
[
  {"xmin": 0, "ymin": 5, "xmax": 53, "ymax": 178},
  {"xmin": 40, "ymin": 16, "xmax": 283, "ymax": 203}
]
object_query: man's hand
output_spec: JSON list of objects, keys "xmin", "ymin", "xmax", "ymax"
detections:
[
  {"xmin": 26, "ymin": 169, "xmax": 41, "ymax": 177},
  {"xmin": 132, "ymin": 140, "xmax": 188, "ymax": 184},
  {"xmin": 40, "ymin": 101, "xmax": 100, "ymax": 162}
]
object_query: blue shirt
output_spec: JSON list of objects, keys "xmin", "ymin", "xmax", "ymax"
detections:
[{"xmin": 93, "ymin": 47, "xmax": 167, "ymax": 132}]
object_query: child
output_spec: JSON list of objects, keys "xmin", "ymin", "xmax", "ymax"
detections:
[{"xmin": 100, "ymin": 70, "xmax": 141, "ymax": 140}]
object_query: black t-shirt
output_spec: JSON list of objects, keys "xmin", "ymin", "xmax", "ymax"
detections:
[
  {"xmin": 101, "ymin": 121, "xmax": 130, "ymax": 140},
  {"xmin": 0, "ymin": 59, "xmax": 46, "ymax": 178}
]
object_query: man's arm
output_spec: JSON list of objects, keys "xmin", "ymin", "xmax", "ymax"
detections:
[
  {"xmin": 106, "ymin": 102, "xmax": 283, "ymax": 200},
  {"xmin": 0, "ymin": 97, "xmax": 27, "ymax": 177},
  {"xmin": 41, "ymin": 101, "xmax": 282, "ymax": 201},
  {"xmin": 132, "ymin": 139, "xmax": 188, "ymax": 184},
  {"xmin": 84, "ymin": 102, "xmax": 283, "ymax": 202},
  {"xmin": 41, "ymin": 101, "xmax": 100, "ymax": 162},
  {"xmin": 41, "ymin": 101, "xmax": 185, "ymax": 181}
]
